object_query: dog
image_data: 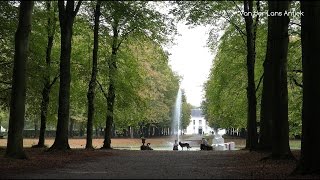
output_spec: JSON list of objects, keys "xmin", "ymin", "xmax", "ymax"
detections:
[
  {"xmin": 146, "ymin": 143, "xmax": 153, "ymax": 150},
  {"xmin": 179, "ymin": 141, "xmax": 191, "ymax": 150}
]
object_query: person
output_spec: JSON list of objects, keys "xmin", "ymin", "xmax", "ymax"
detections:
[
  {"xmin": 200, "ymin": 138, "xmax": 206, "ymax": 150},
  {"xmin": 200, "ymin": 138, "xmax": 213, "ymax": 150},
  {"xmin": 173, "ymin": 140, "xmax": 178, "ymax": 150}
]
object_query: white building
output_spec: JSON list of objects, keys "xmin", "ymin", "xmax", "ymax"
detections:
[{"xmin": 184, "ymin": 108, "xmax": 214, "ymax": 135}]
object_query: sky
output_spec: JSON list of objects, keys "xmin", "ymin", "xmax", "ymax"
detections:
[{"xmin": 167, "ymin": 23, "xmax": 214, "ymax": 107}]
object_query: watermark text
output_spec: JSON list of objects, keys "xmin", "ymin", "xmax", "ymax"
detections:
[{"xmin": 239, "ymin": 11, "xmax": 304, "ymax": 17}]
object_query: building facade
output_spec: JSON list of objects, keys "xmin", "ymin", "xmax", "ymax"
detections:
[{"xmin": 184, "ymin": 108, "xmax": 214, "ymax": 135}]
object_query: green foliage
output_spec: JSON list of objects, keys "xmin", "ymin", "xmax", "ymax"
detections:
[
  {"xmin": 181, "ymin": 90, "xmax": 192, "ymax": 130},
  {"xmin": 170, "ymin": 1, "xmax": 268, "ymax": 51},
  {"xmin": 204, "ymin": 20, "xmax": 264, "ymax": 128},
  {"xmin": 12, "ymin": 1, "xmax": 180, "ymax": 133},
  {"xmin": 112, "ymin": 36, "xmax": 180, "ymax": 129},
  {"xmin": 203, "ymin": 5, "xmax": 302, "ymax": 136},
  {"xmin": 23, "ymin": 2, "xmax": 60, "ymax": 129},
  {"xmin": 0, "ymin": 1, "xmax": 18, "ymax": 107},
  {"xmin": 100, "ymin": 1, "xmax": 176, "ymax": 46},
  {"xmin": 0, "ymin": 1, "xmax": 303, "ymax": 139},
  {"xmin": 203, "ymin": 24, "xmax": 250, "ymax": 129},
  {"xmin": 287, "ymin": 35, "xmax": 302, "ymax": 138},
  {"xmin": 96, "ymin": 1, "xmax": 179, "ymax": 131}
]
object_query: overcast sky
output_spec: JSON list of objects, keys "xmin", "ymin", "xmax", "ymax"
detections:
[{"xmin": 167, "ymin": 23, "xmax": 214, "ymax": 107}]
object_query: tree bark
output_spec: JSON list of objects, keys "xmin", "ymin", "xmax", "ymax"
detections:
[
  {"xmin": 50, "ymin": 0, "xmax": 82, "ymax": 151},
  {"xmin": 101, "ymin": 20, "xmax": 119, "ymax": 149},
  {"xmin": 296, "ymin": 1, "xmax": 320, "ymax": 174},
  {"xmin": 258, "ymin": 56, "xmax": 273, "ymax": 151},
  {"xmin": 244, "ymin": 0, "xmax": 258, "ymax": 150},
  {"xmin": 259, "ymin": 1, "xmax": 274, "ymax": 151},
  {"xmin": 35, "ymin": 1, "xmax": 57, "ymax": 148},
  {"xmin": 5, "ymin": 1, "xmax": 34, "ymax": 159},
  {"xmin": 86, "ymin": 0, "xmax": 101, "ymax": 149},
  {"xmin": 268, "ymin": 1, "xmax": 292, "ymax": 158}
]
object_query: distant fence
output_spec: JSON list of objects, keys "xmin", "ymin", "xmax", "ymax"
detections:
[
  {"xmin": 225, "ymin": 128, "xmax": 301, "ymax": 140},
  {"xmin": 226, "ymin": 128, "xmax": 246, "ymax": 138}
]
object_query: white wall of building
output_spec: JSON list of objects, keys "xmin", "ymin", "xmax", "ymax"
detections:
[{"xmin": 184, "ymin": 108, "xmax": 214, "ymax": 135}]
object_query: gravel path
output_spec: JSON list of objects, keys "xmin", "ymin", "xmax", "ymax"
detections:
[
  {"xmin": 3, "ymin": 149, "xmax": 293, "ymax": 179},
  {"xmin": 2, "ymin": 135, "xmax": 311, "ymax": 179}
]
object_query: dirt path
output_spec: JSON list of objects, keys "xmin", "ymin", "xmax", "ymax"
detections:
[{"xmin": 1, "ymin": 136, "xmax": 315, "ymax": 179}]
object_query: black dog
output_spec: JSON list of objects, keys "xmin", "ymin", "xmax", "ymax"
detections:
[
  {"xmin": 146, "ymin": 143, "xmax": 153, "ymax": 150},
  {"xmin": 179, "ymin": 142, "xmax": 191, "ymax": 150}
]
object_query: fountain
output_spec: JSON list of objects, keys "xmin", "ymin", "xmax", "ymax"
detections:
[
  {"xmin": 212, "ymin": 128, "xmax": 225, "ymax": 143},
  {"xmin": 212, "ymin": 128, "xmax": 233, "ymax": 150},
  {"xmin": 171, "ymin": 86, "xmax": 182, "ymax": 149}
]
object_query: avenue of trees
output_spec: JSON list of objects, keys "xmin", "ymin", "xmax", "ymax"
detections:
[
  {"xmin": 1, "ymin": 0, "xmax": 319, "ymax": 176},
  {"xmin": 1, "ymin": 0, "xmax": 192, "ymax": 158},
  {"xmin": 173, "ymin": 0, "xmax": 320, "ymax": 174}
]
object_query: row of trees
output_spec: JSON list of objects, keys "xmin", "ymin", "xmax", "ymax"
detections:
[
  {"xmin": 2, "ymin": 1, "xmax": 192, "ymax": 158},
  {"xmin": 173, "ymin": 1, "xmax": 319, "ymax": 174}
]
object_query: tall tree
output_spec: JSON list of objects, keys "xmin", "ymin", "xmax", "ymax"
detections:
[
  {"xmin": 100, "ymin": 1, "xmax": 175, "ymax": 149},
  {"xmin": 296, "ymin": 1, "xmax": 320, "ymax": 174},
  {"xmin": 258, "ymin": 2, "xmax": 275, "ymax": 151},
  {"xmin": 101, "ymin": 14, "xmax": 119, "ymax": 149},
  {"xmin": 5, "ymin": 1, "xmax": 34, "ymax": 159},
  {"xmin": 267, "ymin": 1, "xmax": 292, "ymax": 158},
  {"xmin": 171, "ymin": 1, "xmax": 262, "ymax": 149},
  {"xmin": 34, "ymin": 1, "xmax": 58, "ymax": 148},
  {"xmin": 86, "ymin": 0, "xmax": 101, "ymax": 149},
  {"xmin": 244, "ymin": 0, "xmax": 259, "ymax": 150},
  {"xmin": 49, "ymin": 0, "xmax": 82, "ymax": 150},
  {"xmin": 258, "ymin": 48, "xmax": 273, "ymax": 151}
]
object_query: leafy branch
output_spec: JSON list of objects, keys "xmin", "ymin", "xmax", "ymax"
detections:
[
  {"xmin": 97, "ymin": 79, "xmax": 108, "ymax": 99},
  {"xmin": 255, "ymin": 72, "xmax": 264, "ymax": 93}
]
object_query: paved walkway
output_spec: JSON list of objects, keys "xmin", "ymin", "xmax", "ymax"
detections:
[{"xmin": 5, "ymin": 150, "xmax": 252, "ymax": 179}]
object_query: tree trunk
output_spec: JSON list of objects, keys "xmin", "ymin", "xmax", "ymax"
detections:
[
  {"xmin": 101, "ymin": 20, "xmax": 119, "ymax": 149},
  {"xmin": 37, "ymin": 84, "xmax": 50, "ymax": 147},
  {"xmin": 258, "ymin": 58, "xmax": 273, "ymax": 151},
  {"xmin": 5, "ymin": 1, "xmax": 34, "ymax": 159},
  {"xmin": 259, "ymin": 1, "xmax": 274, "ymax": 151},
  {"xmin": 244, "ymin": 0, "xmax": 258, "ymax": 150},
  {"xmin": 296, "ymin": 1, "xmax": 320, "ymax": 174},
  {"xmin": 268, "ymin": 1, "xmax": 292, "ymax": 158},
  {"xmin": 86, "ymin": 0, "xmax": 101, "ymax": 150},
  {"xmin": 36, "ymin": 1, "xmax": 57, "ymax": 148},
  {"xmin": 50, "ymin": 0, "xmax": 81, "ymax": 151}
]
